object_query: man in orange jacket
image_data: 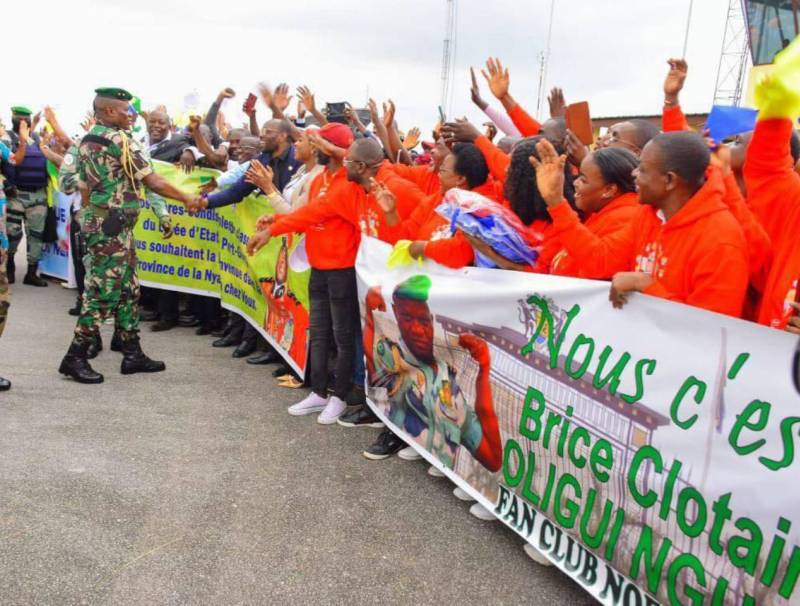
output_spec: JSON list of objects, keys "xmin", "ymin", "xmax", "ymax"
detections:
[
  {"xmin": 532, "ymin": 132, "xmax": 749, "ymax": 317},
  {"xmin": 743, "ymin": 112, "xmax": 800, "ymax": 330},
  {"xmin": 247, "ymin": 137, "xmax": 427, "ymax": 426}
]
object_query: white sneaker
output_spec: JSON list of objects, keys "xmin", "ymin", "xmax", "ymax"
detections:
[
  {"xmin": 469, "ymin": 502, "xmax": 497, "ymax": 521},
  {"xmin": 427, "ymin": 465, "xmax": 446, "ymax": 477},
  {"xmin": 317, "ymin": 396, "xmax": 346, "ymax": 425},
  {"xmin": 453, "ymin": 486, "xmax": 475, "ymax": 502},
  {"xmin": 397, "ymin": 446, "xmax": 422, "ymax": 461},
  {"xmin": 524, "ymin": 543, "xmax": 553, "ymax": 567},
  {"xmin": 288, "ymin": 392, "xmax": 328, "ymax": 416}
]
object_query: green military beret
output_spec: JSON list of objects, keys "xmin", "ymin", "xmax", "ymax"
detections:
[
  {"xmin": 393, "ymin": 274, "xmax": 432, "ymax": 302},
  {"xmin": 94, "ymin": 87, "xmax": 134, "ymax": 101},
  {"xmin": 10, "ymin": 106, "xmax": 32, "ymax": 116}
]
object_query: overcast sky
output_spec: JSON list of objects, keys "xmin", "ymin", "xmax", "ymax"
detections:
[{"xmin": 4, "ymin": 0, "xmax": 733, "ymax": 136}]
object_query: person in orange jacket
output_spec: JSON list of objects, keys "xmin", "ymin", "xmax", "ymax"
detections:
[
  {"xmin": 659, "ymin": 56, "xmax": 772, "ymax": 286},
  {"xmin": 380, "ymin": 143, "xmax": 498, "ymax": 269},
  {"xmin": 546, "ymin": 147, "xmax": 640, "ymax": 278},
  {"xmin": 390, "ymin": 138, "xmax": 450, "ymax": 196},
  {"xmin": 248, "ymin": 122, "xmax": 358, "ymax": 426},
  {"xmin": 531, "ymin": 132, "xmax": 749, "ymax": 317},
  {"xmin": 744, "ymin": 116, "xmax": 800, "ymax": 330}
]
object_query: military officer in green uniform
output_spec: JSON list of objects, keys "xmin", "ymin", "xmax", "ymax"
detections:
[{"xmin": 59, "ymin": 87, "xmax": 198, "ymax": 384}]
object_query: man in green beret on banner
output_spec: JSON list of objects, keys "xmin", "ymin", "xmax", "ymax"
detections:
[
  {"xmin": 58, "ymin": 87, "xmax": 200, "ymax": 384},
  {"xmin": 1, "ymin": 106, "xmax": 49, "ymax": 286}
]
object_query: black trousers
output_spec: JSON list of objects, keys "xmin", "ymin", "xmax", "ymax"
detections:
[{"xmin": 308, "ymin": 267, "xmax": 358, "ymax": 400}]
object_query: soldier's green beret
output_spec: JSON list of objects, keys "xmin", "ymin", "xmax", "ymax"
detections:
[
  {"xmin": 94, "ymin": 87, "xmax": 134, "ymax": 101},
  {"xmin": 10, "ymin": 106, "xmax": 32, "ymax": 116},
  {"xmin": 393, "ymin": 275, "xmax": 432, "ymax": 302}
]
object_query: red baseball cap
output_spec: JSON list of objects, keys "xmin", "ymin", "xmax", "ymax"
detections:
[{"xmin": 319, "ymin": 122, "xmax": 354, "ymax": 149}]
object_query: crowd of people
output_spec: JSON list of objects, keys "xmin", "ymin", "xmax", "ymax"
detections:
[{"xmin": 1, "ymin": 48, "xmax": 799, "ymax": 555}]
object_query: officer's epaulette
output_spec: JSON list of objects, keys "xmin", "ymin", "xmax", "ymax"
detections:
[{"xmin": 81, "ymin": 134, "xmax": 114, "ymax": 147}]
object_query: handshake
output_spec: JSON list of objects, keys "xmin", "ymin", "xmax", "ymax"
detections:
[{"xmin": 185, "ymin": 195, "xmax": 207, "ymax": 215}]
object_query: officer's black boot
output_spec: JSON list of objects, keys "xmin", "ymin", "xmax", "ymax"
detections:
[
  {"xmin": 59, "ymin": 341, "xmax": 104, "ymax": 384},
  {"xmin": 86, "ymin": 333, "xmax": 103, "ymax": 360},
  {"xmin": 120, "ymin": 335, "xmax": 166, "ymax": 375},
  {"xmin": 68, "ymin": 297, "xmax": 82, "ymax": 316},
  {"xmin": 23, "ymin": 264, "xmax": 47, "ymax": 287},
  {"xmin": 110, "ymin": 330, "xmax": 124, "ymax": 352},
  {"xmin": 7, "ymin": 255, "xmax": 15, "ymax": 284}
]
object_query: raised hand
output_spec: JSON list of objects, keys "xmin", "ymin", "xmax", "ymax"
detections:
[
  {"xmin": 187, "ymin": 114, "xmax": 202, "ymax": 133},
  {"xmin": 367, "ymin": 98, "xmax": 381, "ymax": 126},
  {"xmin": 258, "ymin": 82, "xmax": 273, "ymax": 108},
  {"xmin": 31, "ymin": 111, "xmax": 41, "ymax": 134},
  {"xmin": 43, "ymin": 106, "xmax": 58, "ymax": 127},
  {"xmin": 18, "ymin": 120, "xmax": 30, "ymax": 142},
  {"xmin": 664, "ymin": 58, "xmax": 688, "ymax": 102},
  {"xmin": 297, "ymin": 85, "xmax": 317, "ymax": 114},
  {"xmin": 564, "ymin": 129, "xmax": 588, "ymax": 167},
  {"xmin": 297, "ymin": 99, "xmax": 307, "ymax": 120},
  {"xmin": 403, "ymin": 127, "xmax": 421, "ymax": 150},
  {"xmin": 441, "ymin": 118, "xmax": 481, "ymax": 143},
  {"xmin": 80, "ymin": 112, "xmax": 96, "ymax": 132},
  {"xmin": 369, "ymin": 178, "xmax": 397, "ymax": 214},
  {"xmin": 382, "ymin": 100, "xmax": 396, "ymax": 129},
  {"xmin": 458, "ymin": 333, "xmax": 490, "ymax": 367},
  {"xmin": 218, "ymin": 87, "xmax": 236, "ymax": 101},
  {"xmin": 481, "ymin": 57, "xmax": 510, "ymax": 100},
  {"xmin": 244, "ymin": 159, "xmax": 275, "ymax": 193},
  {"xmin": 548, "ymin": 87, "xmax": 566, "ymax": 118},
  {"xmin": 483, "ymin": 122, "xmax": 498, "ymax": 142},
  {"xmin": 470, "ymin": 66, "xmax": 488, "ymax": 110},
  {"xmin": 273, "ymin": 83, "xmax": 293, "ymax": 111},
  {"xmin": 528, "ymin": 138, "xmax": 567, "ymax": 207},
  {"xmin": 345, "ymin": 103, "xmax": 365, "ymax": 130}
]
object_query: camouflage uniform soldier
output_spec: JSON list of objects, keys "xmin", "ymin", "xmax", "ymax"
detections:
[
  {"xmin": 1, "ymin": 106, "xmax": 49, "ymax": 286},
  {"xmin": 0, "ymin": 121, "xmax": 29, "ymax": 390},
  {"xmin": 59, "ymin": 88, "xmax": 197, "ymax": 384}
]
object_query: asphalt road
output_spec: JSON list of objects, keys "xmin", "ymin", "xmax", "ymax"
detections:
[{"xmin": 0, "ymin": 249, "xmax": 595, "ymax": 605}]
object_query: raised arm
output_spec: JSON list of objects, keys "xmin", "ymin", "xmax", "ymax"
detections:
[
  {"xmin": 662, "ymin": 58, "xmax": 690, "ymax": 132},
  {"xmin": 482, "ymin": 57, "xmax": 541, "ymax": 136},
  {"xmin": 297, "ymin": 86, "xmax": 327, "ymax": 126}
]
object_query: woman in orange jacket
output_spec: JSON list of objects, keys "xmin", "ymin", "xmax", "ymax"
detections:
[
  {"xmin": 546, "ymin": 148, "xmax": 640, "ymax": 278},
  {"xmin": 381, "ymin": 143, "xmax": 499, "ymax": 269},
  {"xmin": 532, "ymin": 133, "xmax": 749, "ymax": 318}
]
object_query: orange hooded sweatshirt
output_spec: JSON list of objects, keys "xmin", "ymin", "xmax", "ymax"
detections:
[
  {"xmin": 508, "ymin": 103, "xmax": 542, "ymax": 137},
  {"xmin": 744, "ymin": 118, "xmax": 800, "ymax": 328},
  {"xmin": 662, "ymin": 105, "xmax": 771, "ymax": 283},
  {"xmin": 545, "ymin": 170, "xmax": 748, "ymax": 317},
  {"xmin": 390, "ymin": 163, "xmax": 441, "ymax": 196},
  {"xmin": 546, "ymin": 192, "xmax": 640, "ymax": 278},
  {"xmin": 268, "ymin": 167, "xmax": 425, "ymax": 270},
  {"xmin": 381, "ymin": 181, "xmax": 503, "ymax": 269},
  {"xmin": 475, "ymin": 135, "xmax": 511, "ymax": 183}
]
